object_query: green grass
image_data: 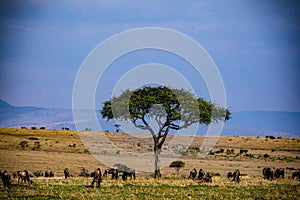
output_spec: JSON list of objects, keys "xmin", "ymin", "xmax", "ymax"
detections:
[{"xmin": 1, "ymin": 177, "xmax": 299, "ymax": 200}]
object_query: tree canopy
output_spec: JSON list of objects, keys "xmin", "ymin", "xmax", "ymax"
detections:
[
  {"xmin": 101, "ymin": 86, "xmax": 230, "ymax": 178},
  {"xmin": 101, "ymin": 86, "xmax": 230, "ymax": 134}
]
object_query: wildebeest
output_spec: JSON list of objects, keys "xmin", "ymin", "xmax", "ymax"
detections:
[
  {"xmin": 263, "ymin": 167, "xmax": 273, "ymax": 180},
  {"xmin": 121, "ymin": 168, "xmax": 136, "ymax": 181},
  {"xmin": 197, "ymin": 169, "xmax": 205, "ymax": 180},
  {"xmin": 64, "ymin": 168, "xmax": 70, "ymax": 179},
  {"xmin": 197, "ymin": 172, "xmax": 212, "ymax": 183},
  {"xmin": 1, "ymin": 170, "xmax": 11, "ymax": 188},
  {"xmin": 204, "ymin": 173, "xmax": 213, "ymax": 183},
  {"xmin": 227, "ymin": 171, "xmax": 233, "ymax": 179},
  {"xmin": 13, "ymin": 172, "xmax": 18, "ymax": 179},
  {"xmin": 103, "ymin": 168, "xmax": 118, "ymax": 179},
  {"xmin": 232, "ymin": 169, "xmax": 240, "ymax": 183},
  {"xmin": 188, "ymin": 168, "xmax": 197, "ymax": 179},
  {"xmin": 91, "ymin": 168, "xmax": 102, "ymax": 187},
  {"xmin": 18, "ymin": 170, "xmax": 32, "ymax": 184},
  {"xmin": 274, "ymin": 168, "xmax": 284, "ymax": 179},
  {"xmin": 79, "ymin": 168, "xmax": 90, "ymax": 177},
  {"xmin": 292, "ymin": 171, "xmax": 300, "ymax": 180},
  {"xmin": 45, "ymin": 171, "xmax": 54, "ymax": 178},
  {"xmin": 33, "ymin": 170, "xmax": 43, "ymax": 177},
  {"xmin": 114, "ymin": 164, "xmax": 136, "ymax": 181}
]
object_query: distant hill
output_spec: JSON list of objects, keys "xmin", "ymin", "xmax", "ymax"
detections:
[{"xmin": 0, "ymin": 99, "xmax": 299, "ymax": 137}]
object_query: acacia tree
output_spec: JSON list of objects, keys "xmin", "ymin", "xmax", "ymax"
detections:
[
  {"xmin": 169, "ymin": 160, "xmax": 185, "ymax": 176},
  {"xmin": 101, "ymin": 86, "xmax": 230, "ymax": 178}
]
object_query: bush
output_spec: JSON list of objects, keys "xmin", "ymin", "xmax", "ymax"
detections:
[
  {"xmin": 28, "ymin": 137, "xmax": 39, "ymax": 140},
  {"xmin": 169, "ymin": 160, "xmax": 185, "ymax": 175},
  {"xmin": 263, "ymin": 154, "xmax": 270, "ymax": 159},
  {"xmin": 19, "ymin": 141, "xmax": 29, "ymax": 149},
  {"xmin": 32, "ymin": 141, "xmax": 41, "ymax": 150}
]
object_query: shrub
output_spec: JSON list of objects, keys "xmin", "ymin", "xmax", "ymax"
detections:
[
  {"xmin": 32, "ymin": 141, "xmax": 41, "ymax": 150},
  {"xmin": 169, "ymin": 160, "xmax": 185, "ymax": 175},
  {"xmin": 263, "ymin": 154, "xmax": 270, "ymax": 159},
  {"xmin": 19, "ymin": 141, "xmax": 29, "ymax": 149},
  {"xmin": 28, "ymin": 137, "xmax": 39, "ymax": 140}
]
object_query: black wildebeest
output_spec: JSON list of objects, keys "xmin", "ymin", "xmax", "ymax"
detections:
[
  {"xmin": 292, "ymin": 171, "xmax": 300, "ymax": 180},
  {"xmin": 91, "ymin": 168, "xmax": 102, "ymax": 187},
  {"xmin": 274, "ymin": 168, "xmax": 284, "ymax": 179},
  {"xmin": 1, "ymin": 170, "xmax": 11, "ymax": 188},
  {"xmin": 263, "ymin": 167, "xmax": 273, "ymax": 180},
  {"xmin": 103, "ymin": 168, "xmax": 118, "ymax": 179},
  {"xmin": 232, "ymin": 169, "xmax": 241, "ymax": 183},
  {"xmin": 64, "ymin": 168, "xmax": 70, "ymax": 179},
  {"xmin": 188, "ymin": 168, "xmax": 197, "ymax": 179}
]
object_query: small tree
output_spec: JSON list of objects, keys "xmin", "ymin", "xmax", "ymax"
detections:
[
  {"xmin": 169, "ymin": 160, "xmax": 185, "ymax": 176},
  {"xmin": 101, "ymin": 86, "xmax": 230, "ymax": 178}
]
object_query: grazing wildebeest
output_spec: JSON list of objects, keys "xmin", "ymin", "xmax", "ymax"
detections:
[
  {"xmin": 1, "ymin": 170, "xmax": 11, "ymax": 188},
  {"xmin": 44, "ymin": 171, "xmax": 54, "ymax": 178},
  {"xmin": 121, "ymin": 168, "xmax": 136, "ymax": 181},
  {"xmin": 263, "ymin": 167, "xmax": 273, "ymax": 180},
  {"xmin": 274, "ymin": 168, "xmax": 284, "ymax": 179},
  {"xmin": 49, "ymin": 171, "xmax": 54, "ymax": 177},
  {"xmin": 204, "ymin": 173, "xmax": 213, "ymax": 183},
  {"xmin": 292, "ymin": 171, "xmax": 300, "ymax": 180},
  {"xmin": 79, "ymin": 168, "xmax": 90, "ymax": 177},
  {"xmin": 13, "ymin": 172, "xmax": 18, "ymax": 179},
  {"xmin": 227, "ymin": 171, "xmax": 233, "ymax": 179},
  {"xmin": 64, "ymin": 168, "xmax": 70, "ymax": 179},
  {"xmin": 18, "ymin": 170, "xmax": 32, "ymax": 184},
  {"xmin": 232, "ymin": 169, "xmax": 240, "ymax": 183},
  {"xmin": 197, "ymin": 172, "xmax": 212, "ymax": 183},
  {"xmin": 40, "ymin": 127, "xmax": 46, "ymax": 130},
  {"xmin": 21, "ymin": 127, "xmax": 27, "ymax": 129},
  {"xmin": 197, "ymin": 169, "xmax": 205, "ymax": 180},
  {"xmin": 104, "ymin": 168, "xmax": 119, "ymax": 179},
  {"xmin": 91, "ymin": 168, "xmax": 102, "ymax": 187},
  {"xmin": 114, "ymin": 164, "xmax": 136, "ymax": 181},
  {"xmin": 188, "ymin": 168, "xmax": 197, "ymax": 179},
  {"xmin": 31, "ymin": 127, "xmax": 37, "ymax": 130},
  {"xmin": 33, "ymin": 170, "xmax": 43, "ymax": 177}
]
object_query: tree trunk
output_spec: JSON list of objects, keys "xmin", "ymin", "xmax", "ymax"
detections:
[{"xmin": 154, "ymin": 146, "xmax": 161, "ymax": 178}]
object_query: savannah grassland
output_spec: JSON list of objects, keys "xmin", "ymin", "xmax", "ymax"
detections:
[{"xmin": 0, "ymin": 128, "xmax": 299, "ymax": 199}]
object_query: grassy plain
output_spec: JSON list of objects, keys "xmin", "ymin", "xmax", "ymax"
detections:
[{"xmin": 0, "ymin": 128, "xmax": 299, "ymax": 199}]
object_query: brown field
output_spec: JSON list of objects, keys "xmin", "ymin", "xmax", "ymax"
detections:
[
  {"xmin": 1, "ymin": 128, "xmax": 300, "ymax": 199},
  {"xmin": 0, "ymin": 128, "xmax": 299, "ymax": 178}
]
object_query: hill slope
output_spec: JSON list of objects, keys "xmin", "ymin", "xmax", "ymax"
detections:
[{"xmin": 0, "ymin": 99, "xmax": 299, "ymax": 137}]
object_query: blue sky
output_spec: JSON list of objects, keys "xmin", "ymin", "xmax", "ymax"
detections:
[{"xmin": 0, "ymin": 0, "xmax": 299, "ymax": 112}]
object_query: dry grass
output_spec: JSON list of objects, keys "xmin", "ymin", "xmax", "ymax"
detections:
[
  {"xmin": 0, "ymin": 127, "xmax": 299, "ymax": 199},
  {"xmin": 0, "ymin": 128, "xmax": 299, "ymax": 178}
]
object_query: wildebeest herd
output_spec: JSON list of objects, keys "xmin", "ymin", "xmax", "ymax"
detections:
[{"xmin": 1, "ymin": 166, "xmax": 300, "ymax": 189}]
